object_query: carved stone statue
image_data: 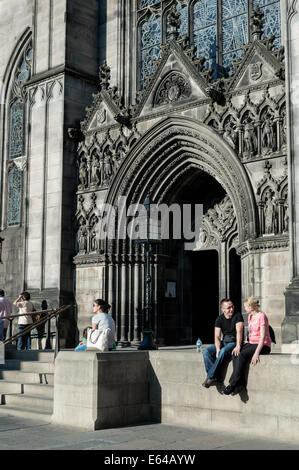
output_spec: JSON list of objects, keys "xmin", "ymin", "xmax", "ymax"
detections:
[
  {"xmin": 284, "ymin": 203, "xmax": 289, "ymax": 233},
  {"xmin": 264, "ymin": 189, "xmax": 276, "ymax": 234},
  {"xmin": 103, "ymin": 152, "xmax": 113, "ymax": 181},
  {"xmin": 243, "ymin": 119, "xmax": 257, "ymax": 155},
  {"xmin": 90, "ymin": 230, "xmax": 98, "ymax": 252},
  {"xmin": 281, "ymin": 111, "xmax": 287, "ymax": 148},
  {"xmin": 262, "ymin": 114, "xmax": 275, "ymax": 152},
  {"xmin": 224, "ymin": 120, "xmax": 238, "ymax": 149},
  {"xmin": 91, "ymin": 156, "xmax": 101, "ymax": 186},
  {"xmin": 78, "ymin": 226, "xmax": 87, "ymax": 252},
  {"xmin": 79, "ymin": 160, "xmax": 88, "ymax": 187}
]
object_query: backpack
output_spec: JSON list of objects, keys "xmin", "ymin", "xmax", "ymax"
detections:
[{"xmin": 269, "ymin": 325, "xmax": 276, "ymax": 344}]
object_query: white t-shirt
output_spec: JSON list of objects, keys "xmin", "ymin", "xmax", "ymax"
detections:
[
  {"xmin": 16, "ymin": 301, "xmax": 34, "ymax": 325},
  {"xmin": 92, "ymin": 312, "xmax": 115, "ymax": 349}
]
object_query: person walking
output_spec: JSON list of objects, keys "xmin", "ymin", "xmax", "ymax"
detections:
[
  {"xmin": 221, "ymin": 297, "xmax": 271, "ymax": 396},
  {"xmin": 202, "ymin": 299, "xmax": 244, "ymax": 388},
  {"xmin": 13, "ymin": 292, "xmax": 35, "ymax": 350},
  {"xmin": 0, "ymin": 289, "xmax": 12, "ymax": 341}
]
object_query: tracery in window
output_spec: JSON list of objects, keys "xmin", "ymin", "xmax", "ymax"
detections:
[
  {"xmin": 140, "ymin": 13, "xmax": 161, "ymax": 88},
  {"xmin": 222, "ymin": 0, "xmax": 248, "ymax": 71},
  {"xmin": 193, "ymin": 0, "xmax": 217, "ymax": 69},
  {"xmin": 7, "ymin": 164, "xmax": 22, "ymax": 227},
  {"xmin": 6, "ymin": 43, "xmax": 32, "ymax": 227},
  {"xmin": 137, "ymin": 0, "xmax": 281, "ymax": 87},
  {"xmin": 253, "ymin": 0, "xmax": 281, "ymax": 46}
]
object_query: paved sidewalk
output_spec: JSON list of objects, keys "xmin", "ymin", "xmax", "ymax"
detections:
[{"xmin": 0, "ymin": 415, "xmax": 298, "ymax": 450}]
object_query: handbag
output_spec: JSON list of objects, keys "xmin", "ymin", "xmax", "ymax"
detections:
[{"xmin": 86, "ymin": 328, "xmax": 111, "ymax": 352}]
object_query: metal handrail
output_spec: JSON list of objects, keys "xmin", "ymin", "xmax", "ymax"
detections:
[{"xmin": 3, "ymin": 305, "xmax": 72, "ymax": 358}]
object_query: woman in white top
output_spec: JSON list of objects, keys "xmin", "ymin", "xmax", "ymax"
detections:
[
  {"xmin": 13, "ymin": 292, "xmax": 34, "ymax": 350},
  {"xmin": 92, "ymin": 299, "xmax": 115, "ymax": 351}
]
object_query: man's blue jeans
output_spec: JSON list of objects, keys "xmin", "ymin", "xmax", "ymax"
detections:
[
  {"xmin": 203, "ymin": 341, "xmax": 236, "ymax": 380},
  {"xmin": 17, "ymin": 325, "xmax": 31, "ymax": 350}
]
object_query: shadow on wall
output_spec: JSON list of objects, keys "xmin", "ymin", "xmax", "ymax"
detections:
[{"xmin": 148, "ymin": 361, "xmax": 162, "ymax": 423}]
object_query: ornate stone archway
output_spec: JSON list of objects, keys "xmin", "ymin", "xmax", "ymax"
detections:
[
  {"xmin": 95, "ymin": 117, "xmax": 258, "ymax": 344},
  {"xmin": 105, "ymin": 116, "xmax": 257, "ymax": 248}
]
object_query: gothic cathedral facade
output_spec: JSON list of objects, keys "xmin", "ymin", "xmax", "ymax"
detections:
[{"xmin": 0, "ymin": 0, "xmax": 298, "ymax": 349}]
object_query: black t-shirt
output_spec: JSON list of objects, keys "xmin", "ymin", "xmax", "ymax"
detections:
[{"xmin": 215, "ymin": 312, "xmax": 244, "ymax": 341}]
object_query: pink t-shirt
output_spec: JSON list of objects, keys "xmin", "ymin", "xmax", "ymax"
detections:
[{"xmin": 248, "ymin": 312, "xmax": 271, "ymax": 348}]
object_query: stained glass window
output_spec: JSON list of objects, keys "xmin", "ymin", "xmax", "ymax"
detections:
[
  {"xmin": 193, "ymin": 0, "xmax": 217, "ymax": 69},
  {"xmin": 6, "ymin": 44, "xmax": 32, "ymax": 227},
  {"xmin": 137, "ymin": 1, "xmax": 281, "ymax": 86},
  {"xmin": 7, "ymin": 165, "xmax": 22, "ymax": 227},
  {"xmin": 222, "ymin": 0, "xmax": 248, "ymax": 71},
  {"xmin": 253, "ymin": 0, "xmax": 281, "ymax": 46},
  {"xmin": 8, "ymin": 99, "xmax": 24, "ymax": 159},
  {"xmin": 140, "ymin": 13, "xmax": 161, "ymax": 88}
]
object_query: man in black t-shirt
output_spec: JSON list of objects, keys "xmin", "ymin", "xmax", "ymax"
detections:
[{"xmin": 202, "ymin": 299, "xmax": 244, "ymax": 388}]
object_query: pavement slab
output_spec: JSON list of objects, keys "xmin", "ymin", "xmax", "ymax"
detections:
[{"xmin": 0, "ymin": 417, "xmax": 298, "ymax": 450}]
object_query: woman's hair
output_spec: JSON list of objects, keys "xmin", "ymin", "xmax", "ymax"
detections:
[
  {"xmin": 244, "ymin": 297, "xmax": 260, "ymax": 312},
  {"xmin": 93, "ymin": 299, "xmax": 111, "ymax": 312},
  {"xmin": 21, "ymin": 291, "xmax": 31, "ymax": 301}
]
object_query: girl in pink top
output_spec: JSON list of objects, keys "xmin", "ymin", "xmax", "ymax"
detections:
[{"xmin": 222, "ymin": 297, "xmax": 271, "ymax": 396}]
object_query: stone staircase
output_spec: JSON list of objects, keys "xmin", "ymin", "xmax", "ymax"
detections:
[{"xmin": 0, "ymin": 350, "xmax": 54, "ymax": 422}]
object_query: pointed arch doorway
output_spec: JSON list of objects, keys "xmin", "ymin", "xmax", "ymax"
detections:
[
  {"xmin": 102, "ymin": 117, "xmax": 256, "ymax": 346},
  {"xmin": 164, "ymin": 168, "xmax": 241, "ymax": 345}
]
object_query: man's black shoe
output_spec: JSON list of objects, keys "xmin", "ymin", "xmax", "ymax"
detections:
[
  {"xmin": 221, "ymin": 384, "xmax": 234, "ymax": 395},
  {"xmin": 202, "ymin": 378, "xmax": 219, "ymax": 388}
]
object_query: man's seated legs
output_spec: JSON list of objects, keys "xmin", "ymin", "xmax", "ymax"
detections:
[{"xmin": 203, "ymin": 341, "xmax": 236, "ymax": 381}]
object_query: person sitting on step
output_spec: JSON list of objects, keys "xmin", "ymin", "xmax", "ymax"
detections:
[
  {"xmin": 202, "ymin": 299, "xmax": 244, "ymax": 388},
  {"xmin": 221, "ymin": 297, "xmax": 271, "ymax": 396}
]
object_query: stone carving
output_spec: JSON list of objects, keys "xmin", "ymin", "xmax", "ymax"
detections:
[
  {"xmin": 78, "ymin": 225, "xmax": 87, "ymax": 252},
  {"xmin": 154, "ymin": 72, "xmax": 191, "ymax": 106},
  {"xmin": 264, "ymin": 189, "xmax": 277, "ymax": 234},
  {"xmin": 261, "ymin": 111, "xmax": 276, "ymax": 154},
  {"xmin": 257, "ymin": 160, "xmax": 289, "ymax": 236},
  {"xmin": 78, "ymin": 160, "xmax": 88, "ymax": 188},
  {"xmin": 243, "ymin": 117, "xmax": 258, "ymax": 157},
  {"xmin": 250, "ymin": 62, "xmax": 263, "ymax": 81},
  {"xmin": 250, "ymin": 5, "xmax": 265, "ymax": 41},
  {"xmin": 168, "ymin": 4, "xmax": 181, "ymax": 41},
  {"xmin": 223, "ymin": 117, "xmax": 238, "ymax": 149},
  {"xmin": 99, "ymin": 61, "xmax": 111, "ymax": 90}
]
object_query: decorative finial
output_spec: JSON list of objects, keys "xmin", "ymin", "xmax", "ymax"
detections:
[
  {"xmin": 99, "ymin": 61, "xmax": 111, "ymax": 90},
  {"xmin": 168, "ymin": 5, "xmax": 181, "ymax": 41},
  {"xmin": 250, "ymin": 5, "xmax": 265, "ymax": 41}
]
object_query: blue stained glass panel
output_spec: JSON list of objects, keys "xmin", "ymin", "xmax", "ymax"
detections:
[
  {"xmin": 141, "ymin": 14, "xmax": 161, "ymax": 48},
  {"xmin": 140, "ymin": 14, "xmax": 161, "ymax": 88},
  {"xmin": 222, "ymin": 0, "xmax": 247, "ymax": 19},
  {"xmin": 9, "ymin": 99, "xmax": 24, "ymax": 160},
  {"xmin": 193, "ymin": 0, "xmax": 217, "ymax": 66},
  {"xmin": 140, "ymin": 0, "xmax": 160, "ymax": 9},
  {"xmin": 222, "ymin": 14, "xmax": 248, "ymax": 53},
  {"xmin": 7, "ymin": 165, "xmax": 22, "ymax": 227},
  {"xmin": 194, "ymin": 0, "xmax": 217, "ymax": 29},
  {"xmin": 254, "ymin": 0, "xmax": 281, "ymax": 45}
]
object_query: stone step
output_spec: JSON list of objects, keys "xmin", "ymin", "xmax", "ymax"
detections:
[
  {"xmin": 0, "ymin": 381, "xmax": 23, "ymax": 394},
  {"xmin": 0, "ymin": 404, "xmax": 52, "ymax": 423},
  {"xmin": 1, "ymin": 360, "xmax": 54, "ymax": 374},
  {"xmin": 0, "ymin": 370, "xmax": 54, "ymax": 385},
  {"xmin": 22, "ymin": 383, "xmax": 54, "ymax": 399},
  {"xmin": 1, "ymin": 393, "xmax": 53, "ymax": 412},
  {"xmin": 4, "ymin": 350, "xmax": 55, "ymax": 362}
]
